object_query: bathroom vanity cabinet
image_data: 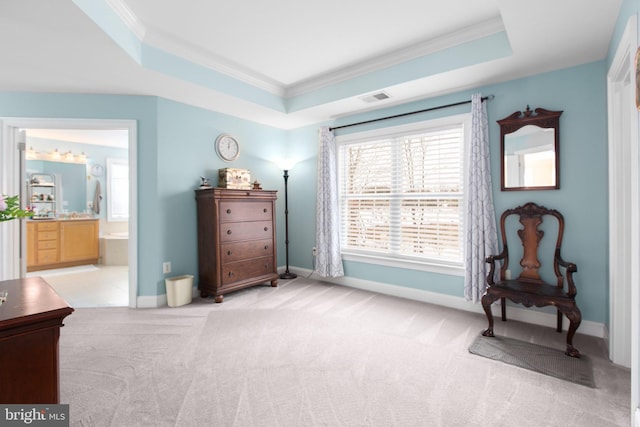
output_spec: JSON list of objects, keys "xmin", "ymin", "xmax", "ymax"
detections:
[
  {"xmin": 26, "ymin": 218, "xmax": 99, "ymax": 271},
  {"xmin": 195, "ymin": 188, "xmax": 279, "ymax": 302}
]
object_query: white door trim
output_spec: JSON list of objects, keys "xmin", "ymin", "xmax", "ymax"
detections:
[
  {"xmin": 0, "ymin": 117, "xmax": 138, "ymax": 308},
  {"xmin": 607, "ymin": 13, "xmax": 638, "ymax": 423},
  {"xmin": 0, "ymin": 125, "xmax": 24, "ymax": 280}
]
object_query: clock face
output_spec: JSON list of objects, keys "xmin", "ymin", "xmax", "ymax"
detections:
[
  {"xmin": 215, "ymin": 134, "xmax": 240, "ymax": 162},
  {"xmin": 91, "ymin": 164, "xmax": 104, "ymax": 177}
]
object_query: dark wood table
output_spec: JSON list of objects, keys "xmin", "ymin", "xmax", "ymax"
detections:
[{"xmin": 0, "ymin": 276, "xmax": 74, "ymax": 403}]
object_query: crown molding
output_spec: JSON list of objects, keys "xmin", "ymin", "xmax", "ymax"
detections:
[
  {"xmin": 284, "ymin": 16, "xmax": 506, "ymax": 98},
  {"xmin": 143, "ymin": 28, "xmax": 286, "ymax": 96},
  {"xmin": 106, "ymin": 0, "xmax": 146, "ymax": 40},
  {"xmin": 105, "ymin": 0, "xmax": 284, "ymax": 96},
  {"xmin": 104, "ymin": 2, "xmax": 504, "ymax": 104}
]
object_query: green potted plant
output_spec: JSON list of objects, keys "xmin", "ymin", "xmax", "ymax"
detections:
[{"xmin": 0, "ymin": 195, "xmax": 33, "ymax": 222}]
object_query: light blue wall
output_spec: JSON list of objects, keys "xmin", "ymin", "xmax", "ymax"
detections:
[
  {"xmin": 153, "ymin": 98, "xmax": 287, "ymax": 296},
  {"xmin": 0, "ymin": 94, "xmax": 289, "ymax": 298},
  {"xmin": 0, "ymin": 60, "xmax": 609, "ymax": 324},
  {"xmin": 288, "ymin": 61, "xmax": 608, "ymax": 324},
  {"xmin": 0, "ymin": 93, "xmax": 161, "ymax": 294}
]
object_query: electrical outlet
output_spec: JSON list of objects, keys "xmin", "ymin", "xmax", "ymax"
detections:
[
  {"xmin": 87, "ymin": 201, "xmax": 93, "ymax": 209},
  {"xmin": 505, "ymin": 269, "xmax": 511, "ymax": 280},
  {"xmin": 163, "ymin": 262, "xmax": 171, "ymax": 274},
  {"xmin": 312, "ymin": 247, "xmax": 317, "ymax": 257}
]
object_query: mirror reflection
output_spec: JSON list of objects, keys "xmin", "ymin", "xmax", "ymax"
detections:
[
  {"xmin": 498, "ymin": 106, "xmax": 562, "ymax": 191},
  {"xmin": 504, "ymin": 125, "xmax": 556, "ymax": 188},
  {"xmin": 26, "ymin": 160, "xmax": 87, "ymax": 217}
]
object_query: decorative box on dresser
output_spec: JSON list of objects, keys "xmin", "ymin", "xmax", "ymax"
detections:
[{"xmin": 195, "ymin": 188, "xmax": 279, "ymax": 303}]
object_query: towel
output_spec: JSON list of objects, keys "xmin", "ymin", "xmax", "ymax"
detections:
[{"xmin": 93, "ymin": 180, "xmax": 102, "ymax": 214}]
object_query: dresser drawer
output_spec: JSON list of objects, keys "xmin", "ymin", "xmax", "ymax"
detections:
[
  {"xmin": 37, "ymin": 231, "xmax": 58, "ymax": 241},
  {"xmin": 37, "ymin": 222, "xmax": 58, "ymax": 232},
  {"xmin": 221, "ymin": 239, "xmax": 273, "ymax": 263},
  {"xmin": 221, "ymin": 257, "xmax": 274, "ymax": 285},
  {"xmin": 37, "ymin": 249, "xmax": 58, "ymax": 264},
  {"xmin": 220, "ymin": 221, "xmax": 273, "ymax": 243},
  {"xmin": 219, "ymin": 201, "xmax": 273, "ymax": 223},
  {"xmin": 37, "ymin": 240, "xmax": 57, "ymax": 250}
]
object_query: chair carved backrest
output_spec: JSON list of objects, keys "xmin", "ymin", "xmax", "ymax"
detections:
[
  {"xmin": 499, "ymin": 202, "xmax": 565, "ymax": 288},
  {"xmin": 483, "ymin": 202, "xmax": 580, "ymax": 357}
]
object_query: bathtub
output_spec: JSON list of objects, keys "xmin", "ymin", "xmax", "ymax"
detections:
[{"xmin": 100, "ymin": 232, "xmax": 129, "ymax": 266}]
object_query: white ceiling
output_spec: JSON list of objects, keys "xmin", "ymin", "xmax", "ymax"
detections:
[{"xmin": 0, "ymin": 0, "xmax": 621, "ymax": 132}]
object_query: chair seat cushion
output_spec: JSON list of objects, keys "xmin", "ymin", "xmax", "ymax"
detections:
[{"xmin": 491, "ymin": 280, "xmax": 570, "ymax": 299}]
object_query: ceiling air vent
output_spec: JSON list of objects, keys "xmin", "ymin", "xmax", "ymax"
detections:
[{"xmin": 360, "ymin": 92, "xmax": 391, "ymax": 103}]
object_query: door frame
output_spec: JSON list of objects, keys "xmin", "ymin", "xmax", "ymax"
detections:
[
  {"xmin": 607, "ymin": 13, "xmax": 638, "ymax": 423},
  {"xmin": 0, "ymin": 117, "xmax": 138, "ymax": 308}
]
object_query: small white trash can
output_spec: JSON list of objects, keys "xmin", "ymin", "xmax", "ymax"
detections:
[{"xmin": 165, "ymin": 275, "xmax": 193, "ymax": 307}]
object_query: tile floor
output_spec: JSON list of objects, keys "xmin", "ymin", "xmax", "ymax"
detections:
[{"xmin": 27, "ymin": 264, "xmax": 129, "ymax": 307}]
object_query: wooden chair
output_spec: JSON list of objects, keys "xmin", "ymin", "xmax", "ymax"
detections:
[{"xmin": 481, "ymin": 202, "xmax": 582, "ymax": 357}]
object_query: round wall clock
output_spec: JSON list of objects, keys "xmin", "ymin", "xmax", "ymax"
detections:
[
  {"xmin": 215, "ymin": 134, "xmax": 240, "ymax": 162},
  {"xmin": 90, "ymin": 164, "xmax": 104, "ymax": 177}
]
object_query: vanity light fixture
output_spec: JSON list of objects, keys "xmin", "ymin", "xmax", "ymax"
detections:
[
  {"xmin": 49, "ymin": 149, "xmax": 61, "ymax": 161},
  {"xmin": 27, "ymin": 147, "xmax": 87, "ymax": 164},
  {"xmin": 26, "ymin": 146, "xmax": 38, "ymax": 160}
]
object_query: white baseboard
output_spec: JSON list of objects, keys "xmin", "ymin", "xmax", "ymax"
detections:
[
  {"xmin": 140, "ymin": 267, "xmax": 607, "ymax": 339},
  {"xmin": 288, "ymin": 266, "xmax": 607, "ymax": 339},
  {"xmin": 137, "ymin": 294, "xmax": 167, "ymax": 308},
  {"xmin": 136, "ymin": 287, "xmax": 199, "ymax": 308}
]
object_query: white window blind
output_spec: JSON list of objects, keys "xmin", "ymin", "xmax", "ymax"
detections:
[{"xmin": 338, "ymin": 117, "xmax": 466, "ymax": 269}]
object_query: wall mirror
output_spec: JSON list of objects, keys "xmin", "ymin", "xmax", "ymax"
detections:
[
  {"xmin": 26, "ymin": 159, "xmax": 87, "ymax": 213},
  {"xmin": 498, "ymin": 106, "xmax": 562, "ymax": 191}
]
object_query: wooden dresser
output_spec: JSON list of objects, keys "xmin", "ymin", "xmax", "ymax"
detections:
[
  {"xmin": 0, "ymin": 277, "xmax": 74, "ymax": 403},
  {"xmin": 195, "ymin": 188, "xmax": 278, "ymax": 302}
]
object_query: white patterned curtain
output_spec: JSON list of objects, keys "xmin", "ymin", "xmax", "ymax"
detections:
[
  {"xmin": 464, "ymin": 93, "xmax": 498, "ymax": 302},
  {"xmin": 315, "ymin": 127, "xmax": 344, "ymax": 277}
]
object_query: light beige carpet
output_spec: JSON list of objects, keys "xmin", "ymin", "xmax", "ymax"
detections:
[{"xmin": 59, "ymin": 278, "xmax": 630, "ymax": 426}]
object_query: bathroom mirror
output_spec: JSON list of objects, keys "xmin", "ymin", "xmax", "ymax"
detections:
[
  {"xmin": 26, "ymin": 160, "xmax": 87, "ymax": 213},
  {"xmin": 498, "ymin": 106, "xmax": 562, "ymax": 191}
]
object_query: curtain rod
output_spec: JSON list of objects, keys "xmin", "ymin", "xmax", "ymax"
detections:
[{"xmin": 329, "ymin": 95, "xmax": 494, "ymax": 132}]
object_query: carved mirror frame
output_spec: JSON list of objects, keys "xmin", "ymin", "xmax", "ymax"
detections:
[{"xmin": 498, "ymin": 106, "xmax": 563, "ymax": 191}]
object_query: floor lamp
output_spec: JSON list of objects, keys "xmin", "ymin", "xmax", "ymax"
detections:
[{"xmin": 276, "ymin": 159, "xmax": 297, "ymax": 279}]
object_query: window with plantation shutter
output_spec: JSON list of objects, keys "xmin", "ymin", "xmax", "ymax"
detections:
[{"xmin": 337, "ymin": 115, "xmax": 469, "ymax": 274}]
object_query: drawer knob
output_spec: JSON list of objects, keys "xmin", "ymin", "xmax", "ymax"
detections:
[
  {"xmin": 226, "ymin": 209, "xmax": 232, "ymax": 214},
  {"xmin": 264, "ymin": 245, "xmax": 268, "ymax": 250},
  {"xmin": 263, "ymin": 208, "xmax": 268, "ymax": 213},
  {"xmin": 227, "ymin": 230, "xmax": 232, "ymax": 235},
  {"xmin": 228, "ymin": 271, "xmax": 234, "ymax": 277},
  {"xmin": 264, "ymin": 227, "xmax": 268, "ymax": 231},
  {"xmin": 227, "ymin": 250, "xmax": 232, "ymax": 256}
]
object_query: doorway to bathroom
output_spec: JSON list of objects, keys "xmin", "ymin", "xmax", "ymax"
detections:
[{"xmin": 1, "ymin": 118, "xmax": 137, "ymax": 308}]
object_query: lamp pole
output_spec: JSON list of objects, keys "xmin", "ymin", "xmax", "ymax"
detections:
[{"xmin": 280, "ymin": 169, "xmax": 297, "ymax": 279}]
